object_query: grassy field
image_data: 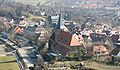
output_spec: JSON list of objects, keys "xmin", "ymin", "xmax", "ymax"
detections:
[
  {"xmin": 0, "ymin": 56, "xmax": 19, "ymax": 70},
  {"xmin": 0, "ymin": 44, "xmax": 19, "ymax": 70},
  {"xmin": 25, "ymin": 15, "xmax": 47, "ymax": 21},
  {"xmin": 84, "ymin": 61, "xmax": 120, "ymax": 70},
  {"xmin": 49, "ymin": 61, "xmax": 120, "ymax": 70}
]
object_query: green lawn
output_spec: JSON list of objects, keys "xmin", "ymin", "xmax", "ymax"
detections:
[
  {"xmin": 25, "ymin": 15, "xmax": 47, "ymax": 21},
  {"xmin": 0, "ymin": 43, "xmax": 19, "ymax": 70},
  {"xmin": 85, "ymin": 61, "xmax": 120, "ymax": 70},
  {"xmin": 0, "ymin": 56, "xmax": 19, "ymax": 70},
  {"xmin": 50, "ymin": 61, "xmax": 120, "ymax": 70}
]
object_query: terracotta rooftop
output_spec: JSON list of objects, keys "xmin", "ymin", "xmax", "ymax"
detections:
[{"xmin": 57, "ymin": 30, "xmax": 80, "ymax": 47}]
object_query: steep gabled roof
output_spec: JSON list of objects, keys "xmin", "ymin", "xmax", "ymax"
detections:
[
  {"xmin": 57, "ymin": 30, "xmax": 80, "ymax": 47},
  {"xmin": 49, "ymin": 30, "xmax": 82, "ymax": 55},
  {"xmin": 53, "ymin": 43, "xmax": 70, "ymax": 55},
  {"xmin": 14, "ymin": 26, "xmax": 23, "ymax": 33}
]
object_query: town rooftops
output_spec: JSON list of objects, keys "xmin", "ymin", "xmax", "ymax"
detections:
[
  {"xmin": 90, "ymin": 33, "xmax": 107, "ymax": 42},
  {"xmin": 18, "ymin": 47, "xmax": 41, "ymax": 68}
]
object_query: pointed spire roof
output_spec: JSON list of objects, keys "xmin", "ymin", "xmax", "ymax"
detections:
[{"xmin": 55, "ymin": 13, "xmax": 61, "ymax": 29}]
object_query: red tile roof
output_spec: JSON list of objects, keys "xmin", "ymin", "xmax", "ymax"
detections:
[
  {"xmin": 88, "ymin": 44, "xmax": 109, "ymax": 56},
  {"xmin": 57, "ymin": 30, "xmax": 80, "ymax": 47},
  {"xmin": 53, "ymin": 43, "xmax": 70, "ymax": 55},
  {"xmin": 50, "ymin": 30, "xmax": 82, "ymax": 55},
  {"xmin": 14, "ymin": 26, "xmax": 23, "ymax": 33}
]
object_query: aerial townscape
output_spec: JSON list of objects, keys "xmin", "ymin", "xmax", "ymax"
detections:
[{"xmin": 0, "ymin": 0, "xmax": 120, "ymax": 70}]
